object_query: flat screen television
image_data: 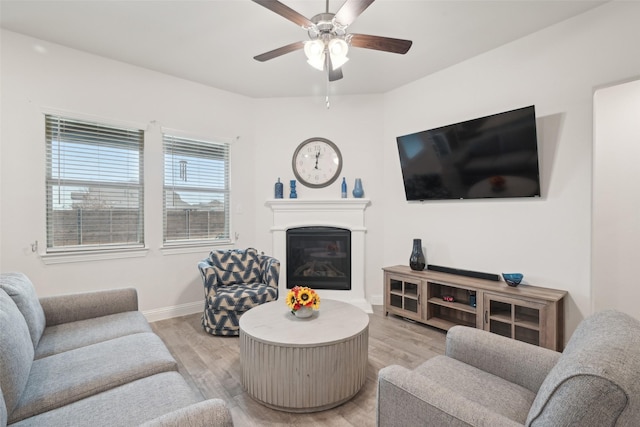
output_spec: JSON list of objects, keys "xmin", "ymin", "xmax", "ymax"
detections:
[{"xmin": 396, "ymin": 105, "xmax": 541, "ymax": 201}]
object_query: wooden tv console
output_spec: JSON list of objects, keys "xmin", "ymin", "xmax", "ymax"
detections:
[{"xmin": 383, "ymin": 265, "xmax": 567, "ymax": 351}]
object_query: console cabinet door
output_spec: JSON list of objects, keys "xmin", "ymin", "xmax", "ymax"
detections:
[
  {"xmin": 385, "ymin": 273, "xmax": 422, "ymax": 321},
  {"xmin": 483, "ymin": 293, "xmax": 551, "ymax": 348}
]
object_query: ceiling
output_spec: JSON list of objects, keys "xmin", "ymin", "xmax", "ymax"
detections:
[{"xmin": 0, "ymin": 0, "xmax": 607, "ymax": 99}]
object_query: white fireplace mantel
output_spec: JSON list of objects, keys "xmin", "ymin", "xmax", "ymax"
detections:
[{"xmin": 266, "ymin": 199, "xmax": 372, "ymax": 313}]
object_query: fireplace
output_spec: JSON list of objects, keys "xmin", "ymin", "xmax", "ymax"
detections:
[
  {"xmin": 286, "ymin": 227, "xmax": 351, "ymax": 290},
  {"xmin": 266, "ymin": 198, "xmax": 372, "ymax": 313}
]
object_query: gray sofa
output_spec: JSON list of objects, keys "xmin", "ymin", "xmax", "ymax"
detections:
[
  {"xmin": 377, "ymin": 309, "xmax": 640, "ymax": 426},
  {"xmin": 0, "ymin": 272, "xmax": 233, "ymax": 427}
]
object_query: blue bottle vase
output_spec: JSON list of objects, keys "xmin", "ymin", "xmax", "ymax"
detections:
[{"xmin": 274, "ymin": 178, "xmax": 283, "ymax": 199}]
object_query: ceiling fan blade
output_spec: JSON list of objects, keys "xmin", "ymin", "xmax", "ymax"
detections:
[
  {"xmin": 327, "ymin": 55, "xmax": 344, "ymax": 82},
  {"xmin": 334, "ymin": 0, "xmax": 375, "ymax": 26},
  {"xmin": 329, "ymin": 67, "xmax": 343, "ymax": 82},
  {"xmin": 254, "ymin": 41, "xmax": 305, "ymax": 62},
  {"xmin": 251, "ymin": 0, "xmax": 314, "ymax": 28},
  {"xmin": 350, "ymin": 33, "xmax": 413, "ymax": 54}
]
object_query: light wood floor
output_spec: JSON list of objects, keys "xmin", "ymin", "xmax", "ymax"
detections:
[{"xmin": 151, "ymin": 305, "xmax": 446, "ymax": 427}]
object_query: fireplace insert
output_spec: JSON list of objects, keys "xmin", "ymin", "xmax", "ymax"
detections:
[{"xmin": 286, "ymin": 226, "xmax": 351, "ymax": 290}]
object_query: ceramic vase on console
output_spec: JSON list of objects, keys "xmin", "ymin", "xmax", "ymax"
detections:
[
  {"xmin": 294, "ymin": 306, "xmax": 314, "ymax": 318},
  {"xmin": 290, "ymin": 180, "xmax": 297, "ymax": 198},
  {"xmin": 352, "ymin": 178, "xmax": 364, "ymax": 198},
  {"xmin": 409, "ymin": 238, "xmax": 426, "ymax": 271}
]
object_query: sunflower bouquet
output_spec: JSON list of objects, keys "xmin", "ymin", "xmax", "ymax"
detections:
[{"xmin": 286, "ymin": 286, "xmax": 320, "ymax": 315}]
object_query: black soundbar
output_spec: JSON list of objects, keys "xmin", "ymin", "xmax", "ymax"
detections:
[{"xmin": 427, "ymin": 264, "xmax": 500, "ymax": 282}]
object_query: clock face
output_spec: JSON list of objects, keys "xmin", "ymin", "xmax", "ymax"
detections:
[{"xmin": 292, "ymin": 138, "xmax": 343, "ymax": 188}]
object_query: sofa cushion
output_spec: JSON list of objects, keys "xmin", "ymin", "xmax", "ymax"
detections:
[
  {"xmin": 415, "ymin": 355, "xmax": 536, "ymax": 424},
  {"xmin": 526, "ymin": 310, "xmax": 640, "ymax": 426},
  {"xmin": 209, "ymin": 283, "xmax": 278, "ymax": 311},
  {"xmin": 0, "ymin": 272, "xmax": 46, "ymax": 348},
  {"xmin": 139, "ymin": 399, "xmax": 233, "ymax": 427},
  {"xmin": 8, "ymin": 332, "xmax": 177, "ymax": 424},
  {"xmin": 209, "ymin": 248, "xmax": 261, "ymax": 285},
  {"xmin": 35, "ymin": 310, "xmax": 152, "ymax": 359},
  {"xmin": 0, "ymin": 289, "xmax": 35, "ymax": 416},
  {"xmin": 8, "ymin": 372, "xmax": 207, "ymax": 427}
]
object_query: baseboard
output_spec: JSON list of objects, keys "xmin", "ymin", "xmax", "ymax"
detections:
[
  {"xmin": 142, "ymin": 300, "xmax": 202, "ymax": 323},
  {"xmin": 370, "ymin": 294, "xmax": 383, "ymax": 306}
]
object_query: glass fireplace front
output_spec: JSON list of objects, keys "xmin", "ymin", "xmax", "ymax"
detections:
[{"xmin": 286, "ymin": 226, "xmax": 351, "ymax": 290}]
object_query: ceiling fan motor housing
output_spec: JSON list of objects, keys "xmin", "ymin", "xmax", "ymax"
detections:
[{"xmin": 308, "ymin": 13, "xmax": 347, "ymax": 41}]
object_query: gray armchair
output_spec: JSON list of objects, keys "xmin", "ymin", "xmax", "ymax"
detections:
[{"xmin": 377, "ymin": 310, "xmax": 640, "ymax": 426}]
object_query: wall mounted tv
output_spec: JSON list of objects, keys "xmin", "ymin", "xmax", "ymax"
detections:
[{"xmin": 396, "ymin": 105, "xmax": 541, "ymax": 201}]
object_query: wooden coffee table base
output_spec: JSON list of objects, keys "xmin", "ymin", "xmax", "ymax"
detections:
[{"xmin": 239, "ymin": 300, "xmax": 369, "ymax": 413}]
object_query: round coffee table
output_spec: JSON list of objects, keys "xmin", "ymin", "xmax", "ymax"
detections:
[{"xmin": 239, "ymin": 299, "xmax": 369, "ymax": 413}]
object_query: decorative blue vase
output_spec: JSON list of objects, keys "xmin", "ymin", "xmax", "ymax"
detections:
[
  {"xmin": 290, "ymin": 180, "xmax": 297, "ymax": 199},
  {"xmin": 352, "ymin": 178, "xmax": 364, "ymax": 198},
  {"xmin": 341, "ymin": 177, "xmax": 347, "ymax": 198},
  {"xmin": 274, "ymin": 178, "xmax": 283, "ymax": 199}
]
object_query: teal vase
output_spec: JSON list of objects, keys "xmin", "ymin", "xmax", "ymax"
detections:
[
  {"xmin": 290, "ymin": 180, "xmax": 297, "ymax": 198},
  {"xmin": 352, "ymin": 178, "xmax": 364, "ymax": 198}
]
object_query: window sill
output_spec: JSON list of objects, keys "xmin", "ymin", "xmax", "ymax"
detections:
[
  {"xmin": 41, "ymin": 248, "xmax": 149, "ymax": 264},
  {"xmin": 160, "ymin": 241, "xmax": 233, "ymax": 256}
]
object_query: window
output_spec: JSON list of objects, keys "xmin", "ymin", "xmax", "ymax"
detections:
[
  {"xmin": 163, "ymin": 134, "xmax": 230, "ymax": 244},
  {"xmin": 45, "ymin": 115, "xmax": 144, "ymax": 252}
]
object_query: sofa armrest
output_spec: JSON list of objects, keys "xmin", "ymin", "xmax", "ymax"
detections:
[
  {"xmin": 377, "ymin": 365, "xmax": 523, "ymax": 427},
  {"xmin": 39, "ymin": 288, "xmax": 139, "ymax": 326},
  {"xmin": 445, "ymin": 326, "xmax": 561, "ymax": 393},
  {"xmin": 139, "ymin": 399, "xmax": 233, "ymax": 427}
]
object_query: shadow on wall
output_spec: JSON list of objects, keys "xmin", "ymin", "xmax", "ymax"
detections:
[{"xmin": 536, "ymin": 112, "xmax": 564, "ymax": 199}]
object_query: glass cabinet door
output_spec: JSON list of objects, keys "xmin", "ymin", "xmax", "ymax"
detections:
[
  {"xmin": 484, "ymin": 293, "xmax": 545, "ymax": 347},
  {"xmin": 386, "ymin": 275, "xmax": 421, "ymax": 320}
]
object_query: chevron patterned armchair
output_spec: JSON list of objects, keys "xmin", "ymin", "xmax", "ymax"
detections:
[{"xmin": 198, "ymin": 248, "xmax": 280, "ymax": 336}]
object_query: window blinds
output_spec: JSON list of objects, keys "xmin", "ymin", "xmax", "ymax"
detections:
[
  {"xmin": 45, "ymin": 115, "xmax": 144, "ymax": 251},
  {"xmin": 163, "ymin": 134, "xmax": 230, "ymax": 244}
]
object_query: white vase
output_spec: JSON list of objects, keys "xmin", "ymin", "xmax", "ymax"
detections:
[{"xmin": 294, "ymin": 306, "xmax": 314, "ymax": 318}]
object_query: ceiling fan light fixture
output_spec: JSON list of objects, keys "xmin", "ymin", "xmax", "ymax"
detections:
[
  {"xmin": 307, "ymin": 54, "xmax": 326, "ymax": 71},
  {"xmin": 328, "ymin": 38, "xmax": 348, "ymax": 57},
  {"xmin": 328, "ymin": 38, "xmax": 349, "ymax": 70},
  {"xmin": 304, "ymin": 39, "xmax": 325, "ymax": 68}
]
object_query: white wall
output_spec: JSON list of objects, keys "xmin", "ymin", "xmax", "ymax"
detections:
[
  {"xmin": 593, "ymin": 78, "xmax": 640, "ymax": 319},
  {"xmin": 381, "ymin": 1, "xmax": 640, "ymax": 336},
  {"xmin": 0, "ymin": 30, "xmax": 257, "ymax": 319}
]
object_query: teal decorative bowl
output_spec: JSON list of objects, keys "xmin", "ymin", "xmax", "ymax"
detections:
[{"xmin": 502, "ymin": 273, "xmax": 523, "ymax": 287}]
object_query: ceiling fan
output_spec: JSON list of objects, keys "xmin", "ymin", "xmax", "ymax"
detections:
[{"xmin": 251, "ymin": 0, "xmax": 413, "ymax": 82}]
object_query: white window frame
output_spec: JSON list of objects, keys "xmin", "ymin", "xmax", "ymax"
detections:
[
  {"xmin": 43, "ymin": 111, "xmax": 147, "ymax": 262},
  {"xmin": 162, "ymin": 130, "xmax": 232, "ymax": 249}
]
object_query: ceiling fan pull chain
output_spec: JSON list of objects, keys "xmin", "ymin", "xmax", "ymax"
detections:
[{"xmin": 326, "ymin": 79, "xmax": 331, "ymax": 109}]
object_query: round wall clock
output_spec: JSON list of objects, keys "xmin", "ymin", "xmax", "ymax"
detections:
[{"xmin": 292, "ymin": 137, "xmax": 343, "ymax": 188}]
